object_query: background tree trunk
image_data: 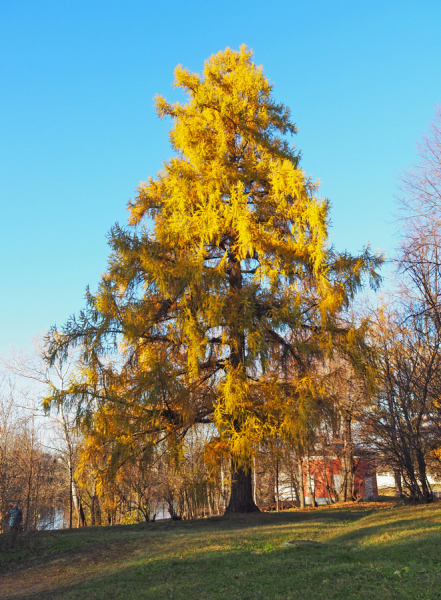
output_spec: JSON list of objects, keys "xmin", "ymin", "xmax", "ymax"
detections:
[
  {"xmin": 297, "ymin": 457, "xmax": 305, "ymax": 508},
  {"xmin": 394, "ymin": 468, "xmax": 403, "ymax": 498},
  {"xmin": 305, "ymin": 454, "xmax": 316, "ymax": 507},
  {"xmin": 338, "ymin": 412, "xmax": 354, "ymax": 502}
]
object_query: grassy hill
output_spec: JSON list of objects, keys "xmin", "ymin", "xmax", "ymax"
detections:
[{"xmin": 1, "ymin": 501, "xmax": 440, "ymax": 599}]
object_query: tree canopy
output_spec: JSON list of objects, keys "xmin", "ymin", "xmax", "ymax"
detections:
[{"xmin": 46, "ymin": 46, "xmax": 382, "ymax": 512}]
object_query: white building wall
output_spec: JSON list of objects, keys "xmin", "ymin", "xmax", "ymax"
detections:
[{"xmin": 377, "ymin": 472, "xmax": 441, "ymax": 489}]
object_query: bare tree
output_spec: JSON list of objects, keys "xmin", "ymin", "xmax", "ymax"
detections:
[
  {"xmin": 399, "ymin": 107, "xmax": 441, "ymax": 233},
  {"xmin": 1, "ymin": 341, "xmax": 85, "ymax": 528},
  {"xmin": 397, "ymin": 107, "xmax": 441, "ymax": 324},
  {"xmin": 365, "ymin": 307, "xmax": 441, "ymax": 501},
  {"xmin": 0, "ymin": 377, "xmax": 67, "ymax": 535}
]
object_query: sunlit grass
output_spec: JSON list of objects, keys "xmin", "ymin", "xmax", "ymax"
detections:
[{"xmin": 1, "ymin": 502, "xmax": 441, "ymax": 599}]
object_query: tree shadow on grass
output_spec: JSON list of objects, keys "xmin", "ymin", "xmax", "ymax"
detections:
[
  {"xmin": 4, "ymin": 513, "xmax": 441, "ymax": 600},
  {"xmin": 0, "ymin": 526, "xmax": 148, "ymax": 576},
  {"xmin": 181, "ymin": 506, "xmax": 375, "ymax": 529},
  {"xmin": 0, "ymin": 507, "xmax": 374, "ymax": 576},
  {"xmin": 329, "ymin": 509, "xmax": 441, "ymax": 549}
]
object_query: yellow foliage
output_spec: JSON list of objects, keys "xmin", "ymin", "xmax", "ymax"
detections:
[{"xmin": 46, "ymin": 46, "xmax": 382, "ymax": 473}]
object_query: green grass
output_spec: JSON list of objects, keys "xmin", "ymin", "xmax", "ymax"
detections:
[{"xmin": 1, "ymin": 501, "xmax": 441, "ymax": 599}]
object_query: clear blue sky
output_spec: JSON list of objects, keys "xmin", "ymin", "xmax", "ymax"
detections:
[{"xmin": 1, "ymin": 0, "xmax": 441, "ymax": 353}]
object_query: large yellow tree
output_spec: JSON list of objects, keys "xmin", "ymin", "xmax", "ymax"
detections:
[{"xmin": 46, "ymin": 46, "xmax": 381, "ymax": 512}]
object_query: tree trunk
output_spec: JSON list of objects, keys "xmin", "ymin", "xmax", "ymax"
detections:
[
  {"xmin": 253, "ymin": 455, "xmax": 257, "ymax": 505},
  {"xmin": 338, "ymin": 412, "xmax": 354, "ymax": 502},
  {"xmin": 78, "ymin": 501, "xmax": 87, "ymax": 527},
  {"xmin": 323, "ymin": 456, "xmax": 334, "ymax": 503},
  {"xmin": 225, "ymin": 461, "xmax": 259, "ymax": 513},
  {"xmin": 94, "ymin": 494, "xmax": 102, "ymax": 525},
  {"xmin": 224, "ymin": 251, "xmax": 260, "ymax": 515},
  {"xmin": 69, "ymin": 465, "xmax": 73, "ymax": 529},
  {"xmin": 415, "ymin": 445, "xmax": 431, "ymax": 502},
  {"xmin": 393, "ymin": 468, "xmax": 403, "ymax": 497},
  {"xmin": 297, "ymin": 456, "xmax": 305, "ymax": 508},
  {"xmin": 71, "ymin": 478, "xmax": 84, "ymax": 526},
  {"xmin": 290, "ymin": 467, "xmax": 300, "ymax": 508},
  {"xmin": 305, "ymin": 454, "xmax": 316, "ymax": 507},
  {"xmin": 91, "ymin": 481, "xmax": 101, "ymax": 526},
  {"xmin": 399, "ymin": 437, "xmax": 422, "ymax": 500},
  {"xmin": 220, "ymin": 463, "xmax": 227, "ymax": 511}
]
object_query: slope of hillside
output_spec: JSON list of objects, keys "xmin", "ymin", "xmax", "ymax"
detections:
[{"xmin": 1, "ymin": 502, "xmax": 440, "ymax": 599}]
